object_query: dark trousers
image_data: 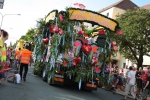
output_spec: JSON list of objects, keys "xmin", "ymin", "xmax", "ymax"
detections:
[{"xmin": 19, "ymin": 63, "xmax": 28, "ymax": 79}]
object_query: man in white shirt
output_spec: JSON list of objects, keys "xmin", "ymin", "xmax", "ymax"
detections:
[{"xmin": 122, "ymin": 66, "xmax": 137, "ymax": 100}]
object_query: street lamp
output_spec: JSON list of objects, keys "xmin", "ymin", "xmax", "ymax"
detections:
[{"xmin": 0, "ymin": 13, "xmax": 21, "ymax": 29}]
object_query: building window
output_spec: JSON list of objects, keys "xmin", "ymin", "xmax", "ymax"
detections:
[{"xmin": 107, "ymin": 13, "xmax": 109, "ymax": 17}]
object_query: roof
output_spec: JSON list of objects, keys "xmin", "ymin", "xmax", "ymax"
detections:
[
  {"xmin": 98, "ymin": 0, "xmax": 139, "ymax": 13},
  {"xmin": 141, "ymin": 4, "xmax": 150, "ymax": 10}
]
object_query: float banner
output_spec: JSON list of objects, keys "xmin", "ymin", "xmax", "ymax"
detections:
[
  {"xmin": 68, "ymin": 8, "xmax": 118, "ymax": 31},
  {"xmin": 45, "ymin": 10, "xmax": 58, "ymax": 23}
]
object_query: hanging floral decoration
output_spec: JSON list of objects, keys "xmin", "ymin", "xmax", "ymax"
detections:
[
  {"xmin": 43, "ymin": 38, "xmax": 49, "ymax": 44},
  {"xmin": 116, "ymin": 30, "xmax": 123, "ymax": 35},
  {"xmin": 94, "ymin": 66, "xmax": 101, "ymax": 73},
  {"xmin": 98, "ymin": 29, "xmax": 105, "ymax": 35},
  {"xmin": 77, "ymin": 29, "xmax": 84, "ymax": 36},
  {"xmin": 81, "ymin": 44, "xmax": 92, "ymax": 54},
  {"xmin": 59, "ymin": 14, "xmax": 64, "ymax": 21}
]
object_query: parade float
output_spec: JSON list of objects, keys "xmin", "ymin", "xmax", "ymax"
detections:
[{"xmin": 33, "ymin": 7, "xmax": 122, "ymax": 91}]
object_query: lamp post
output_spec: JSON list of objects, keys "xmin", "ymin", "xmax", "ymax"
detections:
[{"xmin": 0, "ymin": 13, "xmax": 21, "ymax": 29}]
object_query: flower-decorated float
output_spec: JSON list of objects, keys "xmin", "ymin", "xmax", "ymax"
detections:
[{"xmin": 33, "ymin": 7, "xmax": 122, "ymax": 91}]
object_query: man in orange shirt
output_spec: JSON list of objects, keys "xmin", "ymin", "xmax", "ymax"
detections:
[
  {"xmin": 19, "ymin": 45, "xmax": 32, "ymax": 81},
  {"xmin": 15, "ymin": 48, "xmax": 21, "ymax": 70}
]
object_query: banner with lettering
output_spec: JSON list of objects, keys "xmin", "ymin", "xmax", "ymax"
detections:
[{"xmin": 67, "ymin": 8, "xmax": 118, "ymax": 31}]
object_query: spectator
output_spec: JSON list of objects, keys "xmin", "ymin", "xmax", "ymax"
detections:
[
  {"xmin": 140, "ymin": 70, "xmax": 148, "ymax": 86},
  {"xmin": 123, "ymin": 65, "xmax": 129, "ymax": 84},
  {"xmin": 0, "ymin": 30, "xmax": 9, "ymax": 84},
  {"xmin": 9, "ymin": 49, "xmax": 15, "ymax": 67},
  {"xmin": 121, "ymin": 66, "xmax": 137, "ymax": 100},
  {"xmin": 7, "ymin": 70, "xmax": 21, "ymax": 84},
  {"xmin": 15, "ymin": 48, "xmax": 21, "ymax": 70},
  {"xmin": 135, "ymin": 67, "xmax": 143, "ymax": 97},
  {"xmin": 113, "ymin": 72, "xmax": 124, "ymax": 94},
  {"xmin": 140, "ymin": 70, "xmax": 150, "ymax": 100},
  {"xmin": 0, "ymin": 61, "xmax": 10, "ymax": 83},
  {"xmin": 6, "ymin": 47, "xmax": 11, "ymax": 65}
]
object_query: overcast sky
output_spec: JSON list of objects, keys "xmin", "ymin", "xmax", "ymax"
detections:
[{"xmin": 0, "ymin": 0, "xmax": 149, "ymax": 45}]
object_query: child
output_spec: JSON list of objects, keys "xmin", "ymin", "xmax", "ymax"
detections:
[
  {"xmin": 7, "ymin": 70, "xmax": 21, "ymax": 84},
  {"xmin": 0, "ymin": 61, "xmax": 10, "ymax": 84}
]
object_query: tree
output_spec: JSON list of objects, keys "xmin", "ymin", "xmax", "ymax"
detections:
[{"xmin": 114, "ymin": 8, "xmax": 150, "ymax": 68}]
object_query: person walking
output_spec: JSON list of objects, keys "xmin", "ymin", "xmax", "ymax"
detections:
[
  {"xmin": 19, "ymin": 45, "xmax": 32, "ymax": 81},
  {"xmin": 121, "ymin": 66, "xmax": 137, "ymax": 100}
]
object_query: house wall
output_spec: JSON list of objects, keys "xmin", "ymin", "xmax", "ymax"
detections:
[
  {"xmin": 100, "ymin": 7, "xmax": 114, "ymax": 18},
  {"xmin": 112, "ymin": 7, "xmax": 126, "ymax": 19},
  {"xmin": 143, "ymin": 56, "xmax": 150, "ymax": 66}
]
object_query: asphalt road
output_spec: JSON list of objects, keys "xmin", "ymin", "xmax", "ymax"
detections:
[{"xmin": 0, "ymin": 67, "xmax": 133, "ymax": 100}]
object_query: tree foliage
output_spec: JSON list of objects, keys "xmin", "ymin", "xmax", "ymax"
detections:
[{"xmin": 113, "ymin": 8, "xmax": 150, "ymax": 68}]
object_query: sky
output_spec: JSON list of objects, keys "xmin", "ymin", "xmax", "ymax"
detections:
[{"xmin": 0, "ymin": 0, "xmax": 149, "ymax": 46}]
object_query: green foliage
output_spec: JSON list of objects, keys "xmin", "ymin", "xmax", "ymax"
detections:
[
  {"xmin": 112, "ymin": 8, "xmax": 150, "ymax": 68},
  {"xmin": 33, "ymin": 60, "xmax": 45, "ymax": 76}
]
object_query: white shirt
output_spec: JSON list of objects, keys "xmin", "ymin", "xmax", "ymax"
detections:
[
  {"xmin": 127, "ymin": 70, "xmax": 135, "ymax": 85},
  {"xmin": 15, "ymin": 74, "xmax": 21, "ymax": 84},
  {"xmin": 124, "ymin": 68, "xmax": 129, "ymax": 77}
]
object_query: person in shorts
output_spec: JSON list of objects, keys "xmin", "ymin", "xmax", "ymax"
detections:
[{"xmin": 113, "ymin": 72, "xmax": 124, "ymax": 94}]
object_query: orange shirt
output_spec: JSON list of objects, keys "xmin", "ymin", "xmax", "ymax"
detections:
[
  {"xmin": 20, "ymin": 49, "xmax": 32, "ymax": 64},
  {"xmin": 16, "ymin": 50, "xmax": 21, "ymax": 59}
]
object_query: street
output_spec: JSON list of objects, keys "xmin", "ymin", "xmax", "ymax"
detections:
[{"xmin": 0, "ymin": 67, "xmax": 132, "ymax": 100}]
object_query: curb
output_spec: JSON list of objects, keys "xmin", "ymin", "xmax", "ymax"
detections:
[
  {"xmin": 100, "ymin": 88, "xmax": 134, "ymax": 99},
  {"xmin": 116, "ymin": 91, "xmax": 133, "ymax": 99},
  {"xmin": 116, "ymin": 90, "xmax": 150, "ymax": 100}
]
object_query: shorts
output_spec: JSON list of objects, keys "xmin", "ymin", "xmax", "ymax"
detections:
[
  {"xmin": 116, "ymin": 84, "xmax": 124, "ymax": 91},
  {"xmin": 125, "ymin": 84, "xmax": 135, "ymax": 96},
  {"xmin": 0, "ymin": 73, "xmax": 6, "ymax": 78},
  {"xmin": 136, "ymin": 79, "xmax": 143, "ymax": 89}
]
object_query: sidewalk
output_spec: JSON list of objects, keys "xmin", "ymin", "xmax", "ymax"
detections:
[{"xmin": 116, "ymin": 89, "xmax": 150, "ymax": 100}]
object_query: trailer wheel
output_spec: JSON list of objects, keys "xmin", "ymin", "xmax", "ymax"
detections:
[{"xmin": 42, "ymin": 66, "xmax": 47, "ymax": 82}]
